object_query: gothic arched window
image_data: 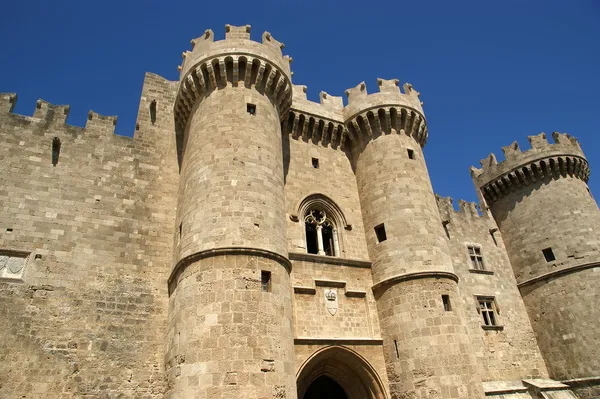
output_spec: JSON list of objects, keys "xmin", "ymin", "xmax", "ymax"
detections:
[{"xmin": 304, "ymin": 209, "xmax": 339, "ymax": 256}]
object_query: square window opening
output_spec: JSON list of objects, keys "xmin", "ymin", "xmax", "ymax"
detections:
[
  {"xmin": 247, "ymin": 103, "xmax": 256, "ymax": 115},
  {"xmin": 374, "ymin": 224, "xmax": 387, "ymax": 243},
  {"xmin": 312, "ymin": 157, "xmax": 319, "ymax": 169},
  {"xmin": 478, "ymin": 297, "xmax": 498, "ymax": 327},
  {"xmin": 468, "ymin": 245, "xmax": 485, "ymax": 270},
  {"xmin": 442, "ymin": 295, "xmax": 452, "ymax": 311},
  {"xmin": 542, "ymin": 247, "xmax": 555, "ymax": 262},
  {"xmin": 407, "ymin": 149, "xmax": 415, "ymax": 160},
  {"xmin": 261, "ymin": 270, "xmax": 271, "ymax": 292}
]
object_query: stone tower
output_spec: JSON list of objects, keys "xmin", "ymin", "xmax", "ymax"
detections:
[
  {"xmin": 471, "ymin": 132, "xmax": 600, "ymax": 381},
  {"xmin": 165, "ymin": 25, "xmax": 297, "ymax": 398},
  {"xmin": 344, "ymin": 79, "xmax": 485, "ymax": 398}
]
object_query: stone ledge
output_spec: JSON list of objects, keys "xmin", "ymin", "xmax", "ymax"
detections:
[
  {"xmin": 517, "ymin": 261, "xmax": 600, "ymax": 288},
  {"xmin": 469, "ymin": 269, "xmax": 495, "ymax": 275},
  {"xmin": 293, "ymin": 286, "xmax": 316, "ymax": 295},
  {"xmin": 289, "ymin": 252, "xmax": 371, "ymax": 268},
  {"xmin": 371, "ymin": 271, "xmax": 459, "ymax": 293},
  {"xmin": 482, "ymin": 380, "xmax": 528, "ymax": 395},
  {"xmin": 294, "ymin": 337, "xmax": 383, "ymax": 346},
  {"xmin": 482, "ymin": 325, "xmax": 504, "ymax": 331}
]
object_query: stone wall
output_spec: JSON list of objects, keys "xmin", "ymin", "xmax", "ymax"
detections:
[
  {"xmin": 283, "ymin": 130, "xmax": 369, "ymax": 260},
  {"xmin": 165, "ymin": 253, "xmax": 296, "ymax": 399},
  {"xmin": 437, "ymin": 197, "xmax": 549, "ymax": 382},
  {"xmin": 487, "ymin": 175, "xmax": 600, "ymax": 380},
  {"xmin": 0, "ymin": 72, "xmax": 179, "ymax": 398}
]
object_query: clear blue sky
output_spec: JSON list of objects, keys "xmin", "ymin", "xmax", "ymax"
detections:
[{"xmin": 1, "ymin": 0, "xmax": 599, "ymax": 204}]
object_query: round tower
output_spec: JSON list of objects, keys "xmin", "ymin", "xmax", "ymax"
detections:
[
  {"xmin": 166, "ymin": 25, "xmax": 296, "ymax": 398},
  {"xmin": 345, "ymin": 79, "xmax": 484, "ymax": 398},
  {"xmin": 471, "ymin": 132, "xmax": 600, "ymax": 380}
]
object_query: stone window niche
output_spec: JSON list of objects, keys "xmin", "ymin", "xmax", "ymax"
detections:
[
  {"xmin": 305, "ymin": 209, "xmax": 338, "ymax": 256},
  {"xmin": 407, "ymin": 148, "xmax": 415, "ymax": 160},
  {"xmin": 477, "ymin": 296, "xmax": 503, "ymax": 330},
  {"xmin": 247, "ymin": 103, "xmax": 256, "ymax": 115},
  {"xmin": 374, "ymin": 224, "xmax": 387, "ymax": 243},
  {"xmin": 261, "ymin": 270, "xmax": 271, "ymax": 292},
  {"xmin": 298, "ymin": 194, "xmax": 347, "ymax": 258},
  {"xmin": 311, "ymin": 157, "xmax": 319, "ymax": 169},
  {"xmin": 442, "ymin": 295, "xmax": 452, "ymax": 311},
  {"xmin": 542, "ymin": 247, "xmax": 555, "ymax": 262},
  {"xmin": 467, "ymin": 245, "xmax": 485, "ymax": 270}
]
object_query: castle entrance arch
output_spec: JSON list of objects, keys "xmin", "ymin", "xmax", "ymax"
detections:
[{"xmin": 297, "ymin": 346, "xmax": 387, "ymax": 399}]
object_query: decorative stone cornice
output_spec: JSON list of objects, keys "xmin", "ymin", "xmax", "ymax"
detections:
[{"xmin": 471, "ymin": 132, "xmax": 590, "ymax": 203}]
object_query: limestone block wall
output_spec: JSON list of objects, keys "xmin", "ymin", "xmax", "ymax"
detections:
[
  {"xmin": 436, "ymin": 196, "xmax": 548, "ymax": 382},
  {"xmin": 165, "ymin": 254, "xmax": 296, "ymax": 399},
  {"xmin": 290, "ymin": 258, "xmax": 380, "ymax": 340},
  {"xmin": 283, "ymin": 119, "xmax": 369, "ymax": 260},
  {"xmin": 472, "ymin": 133, "xmax": 600, "ymax": 380},
  {"xmin": 175, "ymin": 87, "xmax": 287, "ymax": 260},
  {"xmin": 0, "ymin": 72, "xmax": 179, "ymax": 398}
]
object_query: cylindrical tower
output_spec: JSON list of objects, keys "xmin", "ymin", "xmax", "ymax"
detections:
[
  {"xmin": 471, "ymin": 132, "xmax": 600, "ymax": 380},
  {"xmin": 345, "ymin": 79, "xmax": 484, "ymax": 398},
  {"xmin": 166, "ymin": 25, "xmax": 296, "ymax": 398}
]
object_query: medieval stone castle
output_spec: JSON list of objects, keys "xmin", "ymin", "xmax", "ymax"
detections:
[{"xmin": 0, "ymin": 24, "xmax": 598, "ymax": 399}]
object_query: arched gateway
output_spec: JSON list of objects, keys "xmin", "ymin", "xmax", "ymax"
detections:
[{"xmin": 297, "ymin": 346, "xmax": 388, "ymax": 399}]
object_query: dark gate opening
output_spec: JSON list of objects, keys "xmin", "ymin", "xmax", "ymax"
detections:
[{"xmin": 303, "ymin": 376, "xmax": 348, "ymax": 399}]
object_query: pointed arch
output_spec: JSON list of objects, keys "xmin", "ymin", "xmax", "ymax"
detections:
[{"xmin": 296, "ymin": 346, "xmax": 388, "ymax": 399}]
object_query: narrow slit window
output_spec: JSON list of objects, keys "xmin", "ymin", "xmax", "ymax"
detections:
[
  {"xmin": 247, "ymin": 103, "xmax": 256, "ymax": 115},
  {"xmin": 468, "ymin": 245, "xmax": 484, "ymax": 270},
  {"xmin": 442, "ymin": 295, "xmax": 452, "ymax": 311},
  {"xmin": 52, "ymin": 137, "xmax": 61, "ymax": 166},
  {"xmin": 374, "ymin": 224, "xmax": 387, "ymax": 243},
  {"xmin": 394, "ymin": 340, "xmax": 399, "ymax": 359},
  {"xmin": 311, "ymin": 157, "xmax": 319, "ymax": 169},
  {"xmin": 178, "ymin": 222, "xmax": 182, "ymax": 245},
  {"xmin": 542, "ymin": 247, "xmax": 555, "ymax": 262},
  {"xmin": 261, "ymin": 271, "xmax": 271, "ymax": 292},
  {"xmin": 407, "ymin": 149, "xmax": 415, "ymax": 160}
]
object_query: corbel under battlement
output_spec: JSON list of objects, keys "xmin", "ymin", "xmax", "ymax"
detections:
[{"xmin": 470, "ymin": 132, "xmax": 590, "ymax": 203}]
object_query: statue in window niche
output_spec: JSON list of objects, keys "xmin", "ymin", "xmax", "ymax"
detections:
[{"xmin": 304, "ymin": 209, "xmax": 339, "ymax": 256}]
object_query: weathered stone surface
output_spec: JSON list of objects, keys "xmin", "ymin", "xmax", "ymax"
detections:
[{"xmin": 0, "ymin": 23, "xmax": 598, "ymax": 399}]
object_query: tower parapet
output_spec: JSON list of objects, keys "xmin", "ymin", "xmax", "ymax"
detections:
[
  {"xmin": 347, "ymin": 78, "xmax": 484, "ymax": 398},
  {"xmin": 343, "ymin": 79, "xmax": 427, "ymax": 147},
  {"xmin": 471, "ymin": 132, "xmax": 600, "ymax": 381},
  {"xmin": 471, "ymin": 132, "xmax": 590, "ymax": 204},
  {"xmin": 174, "ymin": 24, "xmax": 293, "ymax": 135}
]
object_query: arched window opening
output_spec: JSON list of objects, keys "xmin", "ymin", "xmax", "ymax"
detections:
[{"xmin": 305, "ymin": 209, "xmax": 339, "ymax": 257}]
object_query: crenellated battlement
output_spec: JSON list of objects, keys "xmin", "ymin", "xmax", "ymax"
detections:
[
  {"xmin": 342, "ymin": 79, "xmax": 428, "ymax": 147},
  {"xmin": 471, "ymin": 132, "xmax": 590, "ymax": 203},
  {"xmin": 174, "ymin": 24, "xmax": 294, "ymax": 131},
  {"xmin": 436, "ymin": 194, "xmax": 483, "ymax": 222},
  {"xmin": 286, "ymin": 84, "xmax": 348, "ymax": 148},
  {"xmin": 0, "ymin": 94, "xmax": 125, "ymax": 139}
]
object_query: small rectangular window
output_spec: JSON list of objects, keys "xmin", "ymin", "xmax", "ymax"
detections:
[
  {"xmin": 468, "ymin": 245, "xmax": 484, "ymax": 270},
  {"xmin": 247, "ymin": 103, "xmax": 256, "ymax": 115},
  {"xmin": 478, "ymin": 297, "xmax": 498, "ymax": 326},
  {"xmin": 261, "ymin": 270, "xmax": 271, "ymax": 292},
  {"xmin": 442, "ymin": 295, "xmax": 452, "ymax": 311},
  {"xmin": 542, "ymin": 247, "xmax": 555, "ymax": 262},
  {"xmin": 374, "ymin": 224, "xmax": 387, "ymax": 243},
  {"xmin": 311, "ymin": 157, "xmax": 319, "ymax": 169},
  {"xmin": 407, "ymin": 149, "xmax": 415, "ymax": 160}
]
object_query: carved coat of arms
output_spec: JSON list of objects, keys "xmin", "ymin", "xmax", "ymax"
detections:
[{"xmin": 325, "ymin": 289, "xmax": 338, "ymax": 316}]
